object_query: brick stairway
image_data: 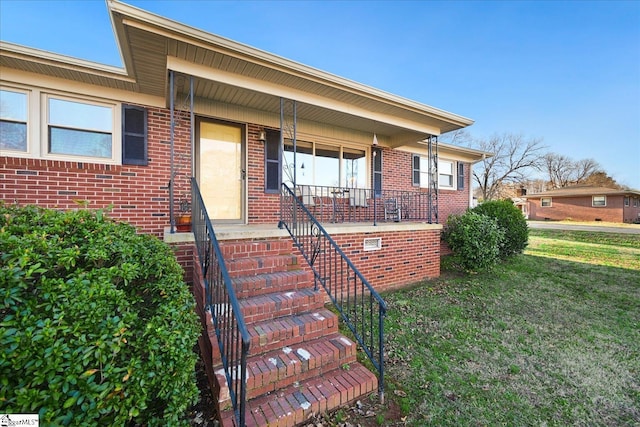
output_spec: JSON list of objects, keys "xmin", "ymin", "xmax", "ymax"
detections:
[{"xmin": 211, "ymin": 238, "xmax": 378, "ymax": 427}]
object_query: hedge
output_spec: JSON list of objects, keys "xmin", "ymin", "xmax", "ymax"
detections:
[{"xmin": 0, "ymin": 204, "xmax": 200, "ymax": 426}]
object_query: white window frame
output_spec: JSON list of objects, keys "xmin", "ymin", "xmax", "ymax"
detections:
[
  {"xmin": 42, "ymin": 93, "xmax": 120, "ymax": 163},
  {"xmin": 413, "ymin": 154, "xmax": 457, "ymax": 190},
  {"xmin": 438, "ymin": 159, "xmax": 455, "ymax": 189},
  {"xmin": 282, "ymin": 138, "xmax": 369, "ymax": 189},
  {"xmin": 592, "ymin": 195, "xmax": 606, "ymax": 207},
  {"xmin": 541, "ymin": 197, "xmax": 552, "ymax": 207},
  {"xmin": 0, "ymin": 86, "xmax": 30, "ymax": 154},
  {"xmin": 624, "ymin": 196, "xmax": 630, "ymax": 207},
  {"xmin": 1, "ymin": 84, "xmax": 122, "ymax": 164}
]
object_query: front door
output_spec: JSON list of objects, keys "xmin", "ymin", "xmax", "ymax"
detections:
[{"xmin": 197, "ymin": 119, "xmax": 245, "ymax": 222}]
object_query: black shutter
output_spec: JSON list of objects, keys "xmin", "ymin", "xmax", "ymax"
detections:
[
  {"xmin": 265, "ymin": 129, "xmax": 281, "ymax": 193},
  {"xmin": 122, "ymin": 105, "xmax": 147, "ymax": 165},
  {"xmin": 457, "ymin": 162, "xmax": 465, "ymax": 190}
]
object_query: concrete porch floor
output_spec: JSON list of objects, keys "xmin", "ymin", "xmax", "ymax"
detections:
[{"xmin": 164, "ymin": 221, "xmax": 442, "ymax": 244}]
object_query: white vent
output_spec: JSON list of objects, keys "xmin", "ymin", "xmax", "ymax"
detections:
[{"xmin": 363, "ymin": 237, "xmax": 382, "ymax": 251}]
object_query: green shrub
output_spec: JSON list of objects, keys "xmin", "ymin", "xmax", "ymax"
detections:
[
  {"xmin": 472, "ymin": 199, "xmax": 528, "ymax": 258},
  {"xmin": 0, "ymin": 204, "xmax": 200, "ymax": 426},
  {"xmin": 443, "ymin": 211, "xmax": 505, "ymax": 272}
]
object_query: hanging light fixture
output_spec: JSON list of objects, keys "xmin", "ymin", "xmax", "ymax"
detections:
[{"xmin": 372, "ymin": 133, "xmax": 378, "ymax": 147}]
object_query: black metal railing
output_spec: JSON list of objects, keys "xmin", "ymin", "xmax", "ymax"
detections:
[
  {"xmin": 191, "ymin": 178, "xmax": 250, "ymax": 426},
  {"xmin": 288, "ymin": 184, "xmax": 436, "ymax": 225},
  {"xmin": 279, "ymin": 183, "xmax": 388, "ymax": 402}
]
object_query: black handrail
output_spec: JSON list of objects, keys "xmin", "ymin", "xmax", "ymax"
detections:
[
  {"xmin": 279, "ymin": 183, "xmax": 388, "ymax": 402},
  {"xmin": 191, "ymin": 178, "xmax": 250, "ymax": 426}
]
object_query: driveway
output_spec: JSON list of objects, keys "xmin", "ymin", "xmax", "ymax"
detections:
[{"xmin": 527, "ymin": 221, "xmax": 640, "ymax": 235}]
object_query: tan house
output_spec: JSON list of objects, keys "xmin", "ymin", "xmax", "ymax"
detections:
[
  {"xmin": 0, "ymin": 1, "xmax": 490, "ymax": 425},
  {"xmin": 526, "ymin": 186, "xmax": 640, "ymax": 223}
]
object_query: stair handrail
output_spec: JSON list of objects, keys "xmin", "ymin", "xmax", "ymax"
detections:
[
  {"xmin": 279, "ymin": 183, "xmax": 388, "ymax": 402},
  {"xmin": 191, "ymin": 178, "xmax": 250, "ymax": 426}
]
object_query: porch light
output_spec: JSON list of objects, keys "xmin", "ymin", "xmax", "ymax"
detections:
[
  {"xmin": 372, "ymin": 133, "xmax": 378, "ymax": 147},
  {"xmin": 258, "ymin": 129, "xmax": 267, "ymax": 143}
]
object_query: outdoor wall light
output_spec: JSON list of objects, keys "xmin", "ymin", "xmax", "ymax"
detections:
[{"xmin": 258, "ymin": 129, "xmax": 267, "ymax": 143}]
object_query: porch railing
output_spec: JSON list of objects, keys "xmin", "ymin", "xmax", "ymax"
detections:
[
  {"xmin": 191, "ymin": 178, "xmax": 250, "ymax": 426},
  {"xmin": 288, "ymin": 184, "xmax": 436, "ymax": 225},
  {"xmin": 279, "ymin": 183, "xmax": 388, "ymax": 402}
]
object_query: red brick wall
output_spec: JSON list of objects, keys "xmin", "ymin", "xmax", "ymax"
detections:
[
  {"xmin": 331, "ymin": 228, "xmax": 441, "ymax": 293},
  {"xmin": 2, "ymin": 106, "xmax": 470, "ymax": 233},
  {"xmin": 246, "ymin": 124, "xmax": 280, "ymax": 224},
  {"xmin": 1, "ymin": 106, "xmax": 191, "ymax": 237},
  {"xmin": 528, "ymin": 195, "xmax": 625, "ymax": 222},
  {"xmin": 623, "ymin": 197, "xmax": 640, "ymax": 223}
]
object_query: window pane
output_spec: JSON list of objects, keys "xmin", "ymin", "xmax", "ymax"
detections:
[
  {"xmin": 49, "ymin": 98, "xmax": 111, "ymax": 131},
  {"xmin": 0, "ymin": 89, "xmax": 27, "ymax": 121},
  {"xmin": 315, "ymin": 144, "xmax": 339, "ymax": 187},
  {"xmin": 593, "ymin": 196, "xmax": 606, "ymax": 206},
  {"xmin": 439, "ymin": 174, "xmax": 453, "ymax": 187},
  {"xmin": 0, "ymin": 121, "xmax": 27, "ymax": 151},
  {"xmin": 283, "ymin": 140, "xmax": 313, "ymax": 186},
  {"xmin": 419, "ymin": 156, "xmax": 429, "ymax": 188},
  {"xmin": 343, "ymin": 148, "xmax": 366, "ymax": 188},
  {"xmin": 49, "ymin": 127, "xmax": 112, "ymax": 158}
]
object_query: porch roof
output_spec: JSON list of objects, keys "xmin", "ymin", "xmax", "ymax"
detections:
[{"xmin": 0, "ymin": 0, "xmax": 474, "ymax": 147}]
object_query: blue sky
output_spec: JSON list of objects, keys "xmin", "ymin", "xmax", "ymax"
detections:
[{"xmin": 1, "ymin": 0, "xmax": 639, "ymax": 188}]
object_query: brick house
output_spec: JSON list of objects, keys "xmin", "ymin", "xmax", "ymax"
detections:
[
  {"xmin": 1, "ymin": 1, "xmax": 488, "ymax": 425},
  {"xmin": 526, "ymin": 186, "xmax": 640, "ymax": 223}
]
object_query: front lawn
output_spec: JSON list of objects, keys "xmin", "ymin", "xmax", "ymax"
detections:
[{"xmin": 334, "ymin": 229, "xmax": 639, "ymax": 426}]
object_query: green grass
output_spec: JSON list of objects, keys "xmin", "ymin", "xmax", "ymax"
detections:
[{"xmin": 379, "ymin": 229, "xmax": 640, "ymax": 426}]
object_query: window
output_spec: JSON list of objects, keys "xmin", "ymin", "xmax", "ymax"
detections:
[
  {"xmin": 283, "ymin": 139, "xmax": 367, "ymax": 189},
  {"xmin": 439, "ymin": 160, "xmax": 455, "ymax": 188},
  {"xmin": 265, "ymin": 129, "xmax": 281, "ymax": 192},
  {"xmin": 592, "ymin": 196, "xmax": 606, "ymax": 207},
  {"xmin": 0, "ymin": 88, "xmax": 28, "ymax": 152},
  {"xmin": 634, "ymin": 198, "xmax": 639, "ymax": 208},
  {"xmin": 541, "ymin": 197, "xmax": 552, "ymax": 207},
  {"xmin": 624, "ymin": 196, "xmax": 630, "ymax": 207},
  {"xmin": 122, "ymin": 105, "xmax": 147, "ymax": 165},
  {"xmin": 47, "ymin": 96, "xmax": 113, "ymax": 158},
  {"xmin": 413, "ymin": 154, "xmax": 457, "ymax": 190},
  {"xmin": 412, "ymin": 154, "xmax": 429, "ymax": 188}
]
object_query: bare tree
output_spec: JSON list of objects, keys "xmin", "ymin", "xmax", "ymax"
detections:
[
  {"xmin": 543, "ymin": 154, "xmax": 602, "ymax": 188},
  {"xmin": 470, "ymin": 133, "xmax": 546, "ymax": 201}
]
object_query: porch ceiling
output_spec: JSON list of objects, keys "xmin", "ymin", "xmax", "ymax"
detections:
[{"xmin": 110, "ymin": 0, "xmax": 473, "ymax": 143}]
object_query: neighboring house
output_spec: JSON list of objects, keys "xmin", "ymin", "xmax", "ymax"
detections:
[
  {"xmin": 1, "ymin": 1, "xmax": 489, "ymax": 425},
  {"xmin": 526, "ymin": 186, "xmax": 640, "ymax": 223}
]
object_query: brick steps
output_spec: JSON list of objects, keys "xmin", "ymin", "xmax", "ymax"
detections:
[
  {"xmin": 226, "ymin": 254, "xmax": 300, "ymax": 278},
  {"xmin": 238, "ymin": 288, "xmax": 325, "ymax": 325},
  {"xmin": 232, "ymin": 270, "xmax": 314, "ymax": 299},
  {"xmin": 221, "ymin": 362, "xmax": 378, "ymax": 427},
  {"xmin": 211, "ymin": 238, "xmax": 377, "ymax": 427},
  {"xmin": 215, "ymin": 333, "xmax": 358, "ymax": 403},
  {"xmin": 246, "ymin": 308, "xmax": 338, "ymax": 356}
]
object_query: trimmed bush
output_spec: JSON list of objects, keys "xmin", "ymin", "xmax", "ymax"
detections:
[
  {"xmin": 443, "ymin": 211, "xmax": 505, "ymax": 272},
  {"xmin": 472, "ymin": 199, "xmax": 528, "ymax": 258},
  {"xmin": 0, "ymin": 204, "xmax": 200, "ymax": 426}
]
